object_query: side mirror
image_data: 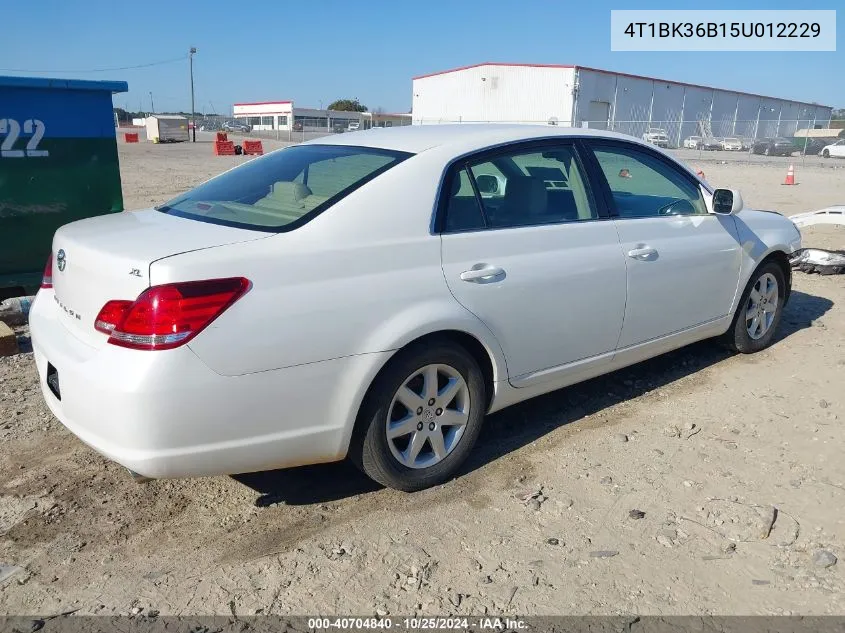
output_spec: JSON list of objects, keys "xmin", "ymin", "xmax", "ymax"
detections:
[
  {"xmin": 712, "ymin": 188, "xmax": 744, "ymax": 215},
  {"xmin": 475, "ymin": 174, "xmax": 500, "ymax": 195}
]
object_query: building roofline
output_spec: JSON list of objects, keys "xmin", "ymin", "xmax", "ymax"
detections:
[
  {"xmin": 0, "ymin": 75, "xmax": 128, "ymax": 93},
  {"xmin": 233, "ymin": 100, "xmax": 292, "ymax": 107},
  {"xmin": 412, "ymin": 62, "xmax": 575, "ymax": 81},
  {"xmin": 411, "ymin": 63, "xmax": 831, "ymax": 110}
]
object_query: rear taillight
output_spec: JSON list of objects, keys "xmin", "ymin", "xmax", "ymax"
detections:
[
  {"xmin": 96, "ymin": 277, "xmax": 250, "ymax": 351},
  {"xmin": 94, "ymin": 300, "xmax": 132, "ymax": 334},
  {"xmin": 41, "ymin": 254, "xmax": 53, "ymax": 289}
]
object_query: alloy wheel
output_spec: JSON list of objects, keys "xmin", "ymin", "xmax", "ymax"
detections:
[
  {"xmin": 385, "ymin": 364, "xmax": 470, "ymax": 469},
  {"xmin": 745, "ymin": 272, "xmax": 778, "ymax": 340}
]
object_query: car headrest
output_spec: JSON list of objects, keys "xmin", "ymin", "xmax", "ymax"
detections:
[
  {"xmin": 504, "ymin": 176, "xmax": 547, "ymax": 216},
  {"xmin": 268, "ymin": 181, "xmax": 312, "ymax": 204},
  {"xmin": 255, "ymin": 181, "xmax": 313, "ymax": 212}
]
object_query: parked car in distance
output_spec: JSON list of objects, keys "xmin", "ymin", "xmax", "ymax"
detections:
[
  {"xmin": 642, "ymin": 128, "xmax": 669, "ymax": 147},
  {"xmin": 347, "ymin": 121, "xmax": 361, "ymax": 132},
  {"xmin": 293, "ymin": 121, "xmax": 303, "ymax": 131},
  {"xmin": 30, "ymin": 125, "xmax": 802, "ymax": 492},
  {"xmin": 701, "ymin": 137, "xmax": 723, "ymax": 151},
  {"xmin": 199, "ymin": 120, "xmax": 222, "ymax": 132},
  {"xmin": 222, "ymin": 120, "xmax": 251, "ymax": 133},
  {"xmin": 794, "ymin": 137, "xmax": 834, "ymax": 156},
  {"xmin": 751, "ymin": 138, "xmax": 795, "ymax": 156},
  {"xmin": 720, "ymin": 137, "xmax": 743, "ymax": 151},
  {"xmin": 821, "ymin": 139, "xmax": 845, "ymax": 158},
  {"xmin": 684, "ymin": 135, "xmax": 703, "ymax": 149}
]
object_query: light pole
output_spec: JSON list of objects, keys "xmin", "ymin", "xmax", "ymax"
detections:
[
  {"xmin": 189, "ymin": 47, "xmax": 197, "ymax": 142},
  {"xmin": 149, "ymin": 91, "xmax": 155, "ymax": 114}
]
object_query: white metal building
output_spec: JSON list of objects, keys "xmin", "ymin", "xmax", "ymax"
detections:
[
  {"xmin": 233, "ymin": 101, "xmax": 368, "ymax": 132},
  {"xmin": 411, "ymin": 63, "xmax": 833, "ymax": 146}
]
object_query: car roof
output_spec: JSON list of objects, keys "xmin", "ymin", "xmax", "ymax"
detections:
[{"xmin": 303, "ymin": 124, "xmax": 660, "ymax": 154}]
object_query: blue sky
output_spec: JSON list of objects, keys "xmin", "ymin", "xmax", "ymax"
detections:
[{"xmin": 1, "ymin": 0, "xmax": 841, "ymax": 114}]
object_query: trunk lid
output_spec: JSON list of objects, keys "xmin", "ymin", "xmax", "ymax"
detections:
[{"xmin": 50, "ymin": 209, "xmax": 269, "ymax": 347}]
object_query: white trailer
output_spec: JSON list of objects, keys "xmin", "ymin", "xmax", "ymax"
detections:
[{"xmin": 145, "ymin": 115, "xmax": 189, "ymax": 143}]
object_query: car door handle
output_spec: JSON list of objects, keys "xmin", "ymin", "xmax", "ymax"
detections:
[
  {"xmin": 460, "ymin": 265, "xmax": 506, "ymax": 282},
  {"xmin": 627, "ymin": 246, "xmax": 658, "ymax": 260}
]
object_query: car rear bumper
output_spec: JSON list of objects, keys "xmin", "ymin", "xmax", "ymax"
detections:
[{"xmin": 29, "ymin": 290, "xmax": 388, "ymax": 479}]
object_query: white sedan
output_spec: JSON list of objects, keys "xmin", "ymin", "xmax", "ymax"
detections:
[
  {"xmin": 30, "ymin": 125, "xmax": 802, "ymax": 491},
  {"xmin": 821, "ymin": 139, "xmax": 845, "ymax": 158}
]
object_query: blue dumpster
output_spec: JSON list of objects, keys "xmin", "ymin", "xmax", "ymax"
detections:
[{"xmin": 0, "ymin": 76, "xmax": 128, "ymax": 300}]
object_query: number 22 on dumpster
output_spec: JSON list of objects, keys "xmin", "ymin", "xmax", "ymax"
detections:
[{"xmin": 0, "ymin": 118, "xmax": 49, "ymax": 158}]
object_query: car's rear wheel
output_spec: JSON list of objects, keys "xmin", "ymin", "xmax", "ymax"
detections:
[
  {"xmin": 723, "ymin": 262, "xmax": 785, "ymax": 353},
  {"xmin": 351, "ymin": 342, "xmax": 486, "ymax": 492}
]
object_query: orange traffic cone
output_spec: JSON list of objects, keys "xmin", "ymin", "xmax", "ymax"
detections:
[{"xmin": 783, "ymin": 164, "xmax": 796, "ymax": 185}]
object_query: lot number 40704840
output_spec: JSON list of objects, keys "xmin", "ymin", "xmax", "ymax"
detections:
[{"xmin": 0, "ymin": 119, "xmax": 49, "ymax": 158}]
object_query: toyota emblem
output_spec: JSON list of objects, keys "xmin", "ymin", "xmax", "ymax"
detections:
[{"xmin": 56, "ymin": 249, "xmax": 66, "ymax": 272}]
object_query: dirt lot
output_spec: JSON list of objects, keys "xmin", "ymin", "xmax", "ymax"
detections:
[{"xmin": 1, "ymin": 139, "xmax": 844, "ymax": 616}]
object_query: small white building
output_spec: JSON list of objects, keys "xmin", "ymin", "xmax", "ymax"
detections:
[
  {"xmin": 144, "ymin": 114, "xmax": 189, "ymax": 143},
  {"xmin": 233, "ymin": 101, "xmax": 369, "ymax": 132},
  {"xmin": 411, "ymin": 62, "xmax": 832, "ymax": 146}
]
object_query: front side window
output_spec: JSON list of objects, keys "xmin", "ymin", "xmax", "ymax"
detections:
[
  {"xmin": 590, "ymin": 144, "xmax": 707, "ymax": 217},
  {"xmin": 158, "ymin": 145, "xmax": 411, "ymax": 231}
]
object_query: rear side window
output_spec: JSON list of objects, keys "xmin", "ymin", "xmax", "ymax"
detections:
[
  {"xmin": 158, "ymin": 144, "xmax": 411, "ymax": 232},
  {"xmin": 441, "ymin": 144, "xmax": 597, "ymax": 232},
  {"xmin": 444, "ymin": 169, "xmax": 485, "ymax": 232}
]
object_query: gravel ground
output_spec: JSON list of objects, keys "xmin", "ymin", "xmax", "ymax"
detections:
[{"xmin": 1, "ymin": 139, "xmax": 843, "ymax": 616}]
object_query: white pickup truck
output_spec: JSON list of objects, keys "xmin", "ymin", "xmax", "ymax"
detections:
[{"xmin": 642, "ymin": 128, "xmax": 669, "ymax": 148}]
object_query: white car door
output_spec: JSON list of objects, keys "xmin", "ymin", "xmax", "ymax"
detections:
[
  {"xmin": 439, "ymin": 141, "xmax": 627, "ymax": 383},
  {"xmin": 832, "ymin": 140, "xmax": 845, "ymax": 157},
  {"xmin": 584, "ymin": 141, "xmax": 742, "ymax": 349}
]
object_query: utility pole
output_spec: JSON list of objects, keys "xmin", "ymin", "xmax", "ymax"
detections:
[
  {"xmin": 189, "ymin": 47, "xmax": 197, "ymax": 142},
  {"xmin": 149, "ymin": 92, "xmax": 155, "ymax": 114}
]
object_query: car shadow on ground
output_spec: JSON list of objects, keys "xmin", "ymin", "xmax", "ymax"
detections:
[{"xmin": 234, "ymin": 289, "xmax": 833, "ymax": 506}]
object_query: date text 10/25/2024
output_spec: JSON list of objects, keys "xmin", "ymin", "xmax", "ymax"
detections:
[{"xmin": 308, "ymin": 617, "xmax": 526, "ymax": 631}]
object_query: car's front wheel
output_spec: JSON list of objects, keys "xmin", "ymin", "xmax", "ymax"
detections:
[
  {"xmin": 724, "ymin": 262, "xmax": 786, "ymax": 353},
  {"xmin": 351, "ymin": 341, "xmax": 487, "ymax": 491},
  {"xmin": 823, "ymin": 149, "xmax": 830, "ymax": 158}
]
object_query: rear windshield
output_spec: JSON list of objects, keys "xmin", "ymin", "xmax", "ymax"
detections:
[{"xmin": 157, "ymin": 144, "xmax": 412, "ymax": 232}]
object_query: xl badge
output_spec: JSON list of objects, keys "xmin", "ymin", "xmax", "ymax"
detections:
[{"xmin": 56, "ymin": 249, "xmax": 66, "ymax": 272}]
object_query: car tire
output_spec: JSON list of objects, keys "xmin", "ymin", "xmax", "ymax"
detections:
[
  {"xmin": 723, "ymin": 261, "xmax": 786, "ymax": 354},
  {"xmin": 351, "ymin": 341, "xmax": 487, "ymax": 492},
  {"xmin": 823, "ymin": 149, "xmax": 830, "ymax": 158},
  {"xmin": 764, "ymin": 147, "xmax": 771, "ymax": 156}
]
